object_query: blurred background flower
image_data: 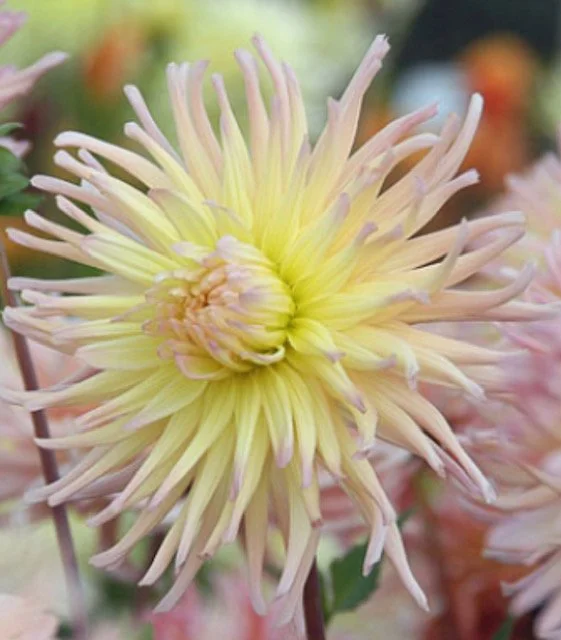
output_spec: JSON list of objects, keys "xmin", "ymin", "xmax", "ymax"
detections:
[
  {"xmin": 454, "ymin": 134, "xmax": 561, "ymax": 640},
  {"xmin": 0, "ymin": 328, "xmax": 80, "ymax": 524},
  {"xmin": 0, "ymin": 0, "xmax": 373, "ymax": 146},
  {"xmin": 0, "ymin": 592, "xmax": 58, "ymax": 640}
]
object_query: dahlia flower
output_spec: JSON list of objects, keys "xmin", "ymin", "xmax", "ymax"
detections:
[
  {"xmin": 0, "ymin": 1, "xmax": 65, "ymax": 155},
  {"xmin": 462, "ymin": 138, "xmax": 561, "ymax": 639},
  {"xmin": 485, "ymin": 130, "xmax": 561, "ymax": 270},
  {"xmin": 1, "ymin": 35, "xmax": 544, "ymax": 619},
  {"xmin": 468, "ymin": 366, "xmax": 561, "ymax": 639}
]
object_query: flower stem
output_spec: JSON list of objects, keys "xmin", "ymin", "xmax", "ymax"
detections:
[
  {"xmin": 303, "ymin": 559, "xmax": 326, "ymax": 640},
  {"xmin": 0, "ymin": 245, "xmax": 88, "ymax": 639},
  {"xmin": 414, "ymin": 469, "xmax": 461, "ymax": 640}
]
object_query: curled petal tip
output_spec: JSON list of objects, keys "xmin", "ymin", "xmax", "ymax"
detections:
[
  {"xmin": 417, "ymin": 591, "xmax": 430, "ymax": 613},
  {"xmin": 325, "ymin": 350, "xmax": 345, "ymax": 363},
  {"xmin": 275, "ymin": 440, "xmax": 294, "ymax": 468},
  {"xmin": 471, "ymin": 92, "xmax": 484, "ymax": 108},
  {"xmin": 481, "ymin": 481, "xmax": 497, "ymax": 504},
  {"xmin": 249, "ymin": 593, "xmax": 268, "ymax": 617}
]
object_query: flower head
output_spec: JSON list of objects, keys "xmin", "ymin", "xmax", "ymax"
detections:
[
  {"xmin": 486, "ymin": 129, "xmax": 561, "ymax": 278},
  {"xmin": 463, "ymin": 138, "xmax": 561, "ymax": 639},
  {"xmin": 2, "ymin": 35, "xmax": 545, "ymax": 618},
  {"xmin": 467, "ymin": 389, "xmax": 561, "ymax": 639}
]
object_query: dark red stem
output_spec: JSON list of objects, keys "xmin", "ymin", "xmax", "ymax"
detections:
[
  {"xmin": 0, "ymin": 245, "xmax": 88, "ymax": 638},
  {"xmin": 415, "ymin": 469, "xmax": 462, "ymax": 640},
  {"xmin": 303, "ymin": 559, "xmax": 326, "ymax": 640}
]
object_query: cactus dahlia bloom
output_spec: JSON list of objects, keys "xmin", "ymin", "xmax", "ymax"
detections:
[
  {"xmin": 464, "ymin": 142, "xmax": 561, "ymax": 640},
  {"xmin": 1, "ymin": 36, "xmax": 543, "ymax": 617},
  {"xmin": 467, "ymin": 312, "xmax": 561, "ymax": 639}
]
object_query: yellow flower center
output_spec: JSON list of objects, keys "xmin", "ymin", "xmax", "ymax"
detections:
[{"xmin": 143, "ymin": 236, "xmax": 294, "ymax": 375}]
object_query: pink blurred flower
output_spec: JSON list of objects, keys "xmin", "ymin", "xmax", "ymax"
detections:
[
  {"xmin": 415, "ymin": 486, "xmax": 531, "ymax": 640},
  {"xmin": 0, "ymin": 589, "xmax": 129, "ymax": 640},
  {"xmin": 0, "ymin": 2, "xmax": 65, "ymax": 156},
  {"xmin": 464, "ymin": 137, "xmax": 561, "ymax": 639},
  {"xmin": 0, "ymin": 593, "xmax": 58, "ymax": 640},
  {"xmin": 148, "ymin": 573, "xmax": 304, "ymax": 640},
  {"xmin": 468, "ymin": 392, "xmax": 561, "ymax": 637},
  {"xmin": 0, "ymin": 3, "xmax": 66, "ymax": 108},
  {"xmin": 148, "ymin": 567, "xmax": 424, "ymax": 640},
  {"xmin": 0, "ymin": 328, "xmax": 82, "ymax": 523},
  {"xmin": 501, "ymin": 132, "xmax": 561, "ymax": 250}
]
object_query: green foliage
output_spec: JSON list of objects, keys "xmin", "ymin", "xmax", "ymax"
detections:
[
  {"xmin": 195, "ymin": 561, "xmax": 215, "ymax": 598},
  {"xmin": 0, "ymin": 123, "xmax": 22, "ymax": 138},
  {"xmin": 0, "ymin": 188, "xmax": 41, "ymax": 215},
  {"xmin": 321, "ymin": 509, "xmax": 414, "ymax": 625},
  {"xmin": 95, "ymin": 575, "xmax": 140, "ymax": 616},
  {"xmin": 56, "ymin": 621, "xmax": 73, "ymax": 638},
  {"xmin": 0, "ymin": 172, "xmax": 30, "ymax": 200},
  {"xmin": 0, "ymin": 135, "xmax": 42, "ymax": 217},
  {"xmin": 492, "ymin": 615, "xmax": 515, "ymax": 640},
  {"xmin": 322, "ymin": 540, "xmax": 383, "ymax": 624},
  {"xmin": 0, "ymin": 146, "xmax": 22, "ymax": 174},
  {"xmin": 138, "ymin": 626, "xmax": 155, "ymax": 640}
]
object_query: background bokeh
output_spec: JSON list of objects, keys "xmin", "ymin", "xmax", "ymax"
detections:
[
  {"xmin": 1, "ymin": 1, "xmax": 561, "ymax": 638},
  {"xmin": 2, "ymin": 0, "xmax": 560, "ymax": 273}
]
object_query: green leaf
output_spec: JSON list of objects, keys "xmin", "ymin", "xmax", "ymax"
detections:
[
  {"xmin": 195, "ymin": 560, "xmax": 215, "ymax": 598},
  {"xmin": 0, "ymin": 189, "xmax": 41, "ymax": 216},
  {"xmin": 56, "ymin": 621, "xmax": 73, "ymax": 638},
  {"xmin": 0, "ymin": 122, "xmax": 22, "ymax": 137},
  {"xmin": 322, "ymin": 510, "xmax": 414, "ymax": 625},
  {"xmin": 326, "ymin": 540, "xmax": 382, "ymax": 622},
  {"xmin": 96, "ymin": 575, "xmax": 139, "ymax": 614},
  {"xmin": 0, "ymin": 147, "xmax": 22, "ymax": 174},
  {"xmin": 0, "ymin": 173, "xmax": 29, "ymax": 200},
  {"xmin": 492, "ymin": 614, "xmax": 515, "ymax": 640},
  {"xmin": 138, "ymin": 625, "xmax": 155, "ymax": 640}
]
